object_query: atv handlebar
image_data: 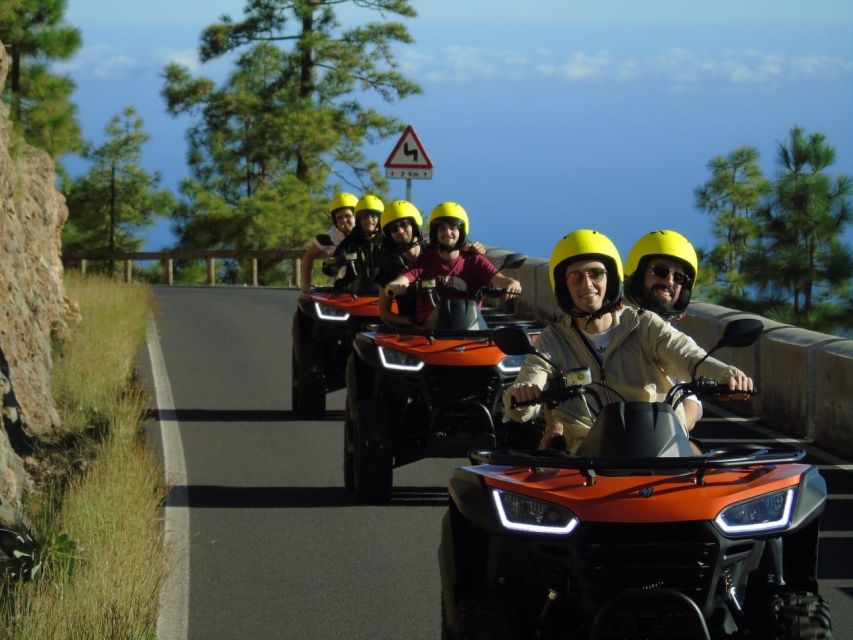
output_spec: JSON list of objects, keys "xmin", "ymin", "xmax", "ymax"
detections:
[{"xmin": 511, "ymin": 378, "xmax": 755, "ymax": 412}]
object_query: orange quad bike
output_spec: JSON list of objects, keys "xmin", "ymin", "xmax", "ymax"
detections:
[
  {"xmin": 344, "ymin": 253, "xmax": 546, "ymax": 504},
  {"xmin": 291, "ymin": 234, "xmax": 381, "ymax": 419},
  {"xmin": 438, "ymin": 319, "xmax": 831, "ymax": 640}
]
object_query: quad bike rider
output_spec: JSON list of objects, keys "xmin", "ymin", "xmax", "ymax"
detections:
[
  {"xmin": 376, "ymin": 199, "xmax": 489, "ymax": 328},
  {"xmin": 375, "ymin": 199, "xmax": 426, "ymax": 327},
  {"xmin": 438, "ymin": 318, "xmax": 831, "ymax": 640},
  {"xmin": 503, "ymin": 229, "xmax": 753, "ymax": 453},
  {"xmin": 344, "ymin": 203, "xmax": 538, "ymax": 504},
  {"xmin": 329, "ymin": 194, "xmax": 385, "ymax": 292},
  {"xmin": 383, "ymin": 202, "xmax": 522, "ymax": 330},
  {"xmin": 300, "ymin": 192, "xmax": 357, "ymax": 293},
  {"xmin": 625, "ymin": 228, "xmax": 704, "ymax": 429},
  {"xmin": 291, "ymin": 194, "xmax": 385, "ymax": 419}
]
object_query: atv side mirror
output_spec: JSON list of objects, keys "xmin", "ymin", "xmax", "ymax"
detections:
[
  {"xmin": 715, "ymin": 318, "xmax": 764, "ymax": 349},
  {"xmin": 493, "ymin": 326, "xmax": 536, "ymax": 356},
  {"xmin": 316, "ymin": 234, "xmax": 334, "ymax": 247},
  {"xmin": 691, "ymin": 318, "xmax": 764, "ymax": 379},
  {"xmin": 499, "ymin": 253, "xmax": 526, "ymax": 271}
]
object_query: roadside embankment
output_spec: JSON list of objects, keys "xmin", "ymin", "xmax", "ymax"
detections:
[
  {"xmin": 487, "ymin": 251, "xmax": 853, "ymax": 459},
  {"xmin": 0, "ymin": 38, "xmax": 71, "ymax": 526}
]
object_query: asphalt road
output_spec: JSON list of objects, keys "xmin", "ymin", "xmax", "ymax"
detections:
[{"xmin": 139, "ymin": 286, "xmax": 852, "ymax": 639}]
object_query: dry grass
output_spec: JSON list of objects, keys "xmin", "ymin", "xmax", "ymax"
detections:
[
  {"xmin": 52, "ymin": 274, "xmax": 153, "ymax": 433},
  {"xmin": 1, "ymin": 274, "xmax": 167, "ymax": 639}
]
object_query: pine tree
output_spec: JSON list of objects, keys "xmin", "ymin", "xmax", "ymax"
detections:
[
  {"xmin": 742, "ymin": 127, "xmax": 852, "ymax": 333},
  {"xmin": 63, "ymin": 107, "xmax": 174, "ymax": 264},
  {"xmin": 695, "ymin": 146, "xmax": 771, "ymax": 301},
  {"xmin": 161, "ymin": 0, "xmax": 421, "ymax": 253},
  {"xmin": 0, "ymin": 0, "xmax": 82, "ymax": 156}
]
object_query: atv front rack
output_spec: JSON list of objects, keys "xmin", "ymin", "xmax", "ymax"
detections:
[{"xmin": 469, "ymin": 446, "xmax": 807, "ymax": 486}]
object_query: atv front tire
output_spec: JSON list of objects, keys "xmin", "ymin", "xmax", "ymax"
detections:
[
  {"xmin": 768, "ymin": 591, "xmax": 832, "ymax": 640},
  {"xmin": 454, "ymin": 594, "xmax": 522, "ymax": 640},
  {"xmin": 343, "ymin": 405, "xmax": 355, "ymax": 490},
  {"xmin": 292, "ymin": 349, "xmax": 326, "ymax": 419},
  {"xmin": 353, "ymin": 401, "xmax": 393, "ymax": 504}
]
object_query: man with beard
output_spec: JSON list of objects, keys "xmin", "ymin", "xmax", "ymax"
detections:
[
  {"xmin": 624, "ymin": 229, "xmax": 703, "ymax": 429},
  {"xmin": 504, "ymin": 229, "xmax": 752, "ymax": 451},
  {"xmin": 376, "ymin": 200, "xmax": 487, "ymax": 326},
  {"xmin": 383, "ymin": 202, "xmax": 521, "ymax": 329}
]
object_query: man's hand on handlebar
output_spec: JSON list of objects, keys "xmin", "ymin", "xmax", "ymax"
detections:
[
  {"xmin": 384, "ymin": 282, "xmax": 408, "ymax": 298},
  {"xmin": 503, "ymin": 278, "xmax": 522, "ymax": 299},
  {"xmin": 509, "ymin": 383, "xmax": 542, "ymax": 407},
  {"xmin": 722, "ymin": 373, "xmax": 754, "ymax": 401}
]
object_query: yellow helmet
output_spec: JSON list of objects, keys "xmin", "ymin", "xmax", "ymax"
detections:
[
  {"xmin": 381, "ymin": 199, "xmax": 423, "ymax": 231},
  {"xmin": 624, "ymin": 229, "xmax": 697, "ymax": 317},
  {"xmin": 328, "ymin": 192, "xmax": 358, "ymax": 222},
  {"xmin": 428, "ymin": 202, "xmax": 469, "ymax": 250},
  {"xmin": 355, "ymin": 194, "xmax": 385, "ymax": 220},
  {"xmin": 549, "ymin": 229, "xmax": 624, "ymax": 317}
]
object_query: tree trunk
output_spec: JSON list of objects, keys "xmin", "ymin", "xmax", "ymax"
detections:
[
  {"xmin": 296, "ymin": 4, "xmax": 315, "ymax": 183},
  {"xmin": 109, "ymin": 163, "xmax": 117, "ymax": 276}
]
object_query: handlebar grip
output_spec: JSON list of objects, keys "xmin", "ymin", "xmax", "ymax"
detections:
[{"xmin": 510, "ymin": 397, "xmax": 543, "ymax": 409}]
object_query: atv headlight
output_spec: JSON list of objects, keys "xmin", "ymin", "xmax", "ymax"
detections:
[
  {"xmin": 314, "ymin": 302, "xmax": 350, "ymax": 321},
  {"xmin": 715, "ymin": 488, "xmax": 796, "ymax": 536},
  {"xmin": 492, "ymin": 490, "xmax": 578, "ymax": 535},
  {"xmin": 377, "ymin": 346, "xmax": 424, "ymax": 372},
  {"xmin": 497, "ymin": 354, "xmax": 526, "ymax": 373}
]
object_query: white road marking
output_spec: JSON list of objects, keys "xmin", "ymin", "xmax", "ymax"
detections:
[{"xmin": 148, "ymin": 319, "xmax": 190, "ymax": 640}]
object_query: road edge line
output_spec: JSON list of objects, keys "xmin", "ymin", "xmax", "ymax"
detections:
[{"xmin": 147, "ymin": 319, "xmax": 190, "ymax": 640}]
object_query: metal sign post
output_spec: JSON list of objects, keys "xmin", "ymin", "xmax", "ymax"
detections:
[{"xmin": 384, "ymin": 125, "xmax": 433, "ymax": 202}]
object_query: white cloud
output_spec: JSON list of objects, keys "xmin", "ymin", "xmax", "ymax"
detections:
[{"xmin": 409, "ymin": 45, "xmax": 853, "ymax": 89}]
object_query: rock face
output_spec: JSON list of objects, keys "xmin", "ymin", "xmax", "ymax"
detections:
[{"xmin": 0, "ymin": 39, "xmax": 69, "ymax": 526}]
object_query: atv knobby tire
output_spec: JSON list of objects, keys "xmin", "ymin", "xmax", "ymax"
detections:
[
  {"xmin": 292, "ymin": 349, "xmax": 326, "ymax": 419},
  {"xmin": 343, "ymin": 405, "xmax": 355, "ymax": 490},
  {"xmin": 353, "ymin": 401, "xmax": 393, "ymax": 504},
  {"xmin": 453, "ymin": 594, "xmax": 522, "ymax": 640},
  {"xmin": 767, "ymin": 591, "xmax": 832, "ymax": 640}
]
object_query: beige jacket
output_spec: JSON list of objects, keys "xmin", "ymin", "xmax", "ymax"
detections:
[{"xmin": 503, "ymin": 306, "xmax": 743, "ymax": 451}]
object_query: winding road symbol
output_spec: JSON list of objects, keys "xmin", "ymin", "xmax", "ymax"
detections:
[{"xmin": 385, "ymin": 125, "xmax": 433, "ymax": 172}]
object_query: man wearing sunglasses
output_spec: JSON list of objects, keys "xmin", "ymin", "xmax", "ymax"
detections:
[
  {"xmin": 384, "ymin": 202, "xmax": 520, "ymax": 328},
  {"xmin": 376, "ymin": 200, "xmax": 489, "ymax": 326},
  {"xmin": 504, "ymin": 229, "xmax": 753, "ymax": 452},
  {"xmin": 624, "ymin": 229, "xmax": 704, "ymax": 429}
]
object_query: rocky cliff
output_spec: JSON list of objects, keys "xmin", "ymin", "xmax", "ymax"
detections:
[{"xmin": 0, "ymin": 38, "xmax": 69, "ymax": 526}]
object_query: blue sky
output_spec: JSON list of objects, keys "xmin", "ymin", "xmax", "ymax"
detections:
[{"xmin": 60, "ymin": 0, "xmax": 853, "ymax": 262}]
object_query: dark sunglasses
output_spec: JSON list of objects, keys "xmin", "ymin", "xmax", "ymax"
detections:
[
  {"xmin": 566, "ymin": 268, "xmax": 607, "ymax": 284},
  {"xmin": 386, "ymin": 220, "xmax": 411, "ymax": 233},
  {"xmin": 650, "ymin": 264, "xmax": 691, "ymax": 285}
]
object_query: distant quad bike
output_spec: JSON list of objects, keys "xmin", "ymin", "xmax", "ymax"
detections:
[
  {"xmin": 344, "ymin": 253, "xmax": 544, "ymax": 504},
  {"xmin": 439, "ymin": 319, "xmax": 831, "ymax": 640},
  {"xmin": 291, "ymin": 235, "xmax": 381, "ymax": 419}
]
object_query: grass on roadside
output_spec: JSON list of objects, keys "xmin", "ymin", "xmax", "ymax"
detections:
[{"xmin": 1, "ymin": 273, "xmax": 167, "ymax": 640}]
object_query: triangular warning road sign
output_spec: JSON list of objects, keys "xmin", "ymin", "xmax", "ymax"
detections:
[{"xmin": 384, "ymin": 125, "xmax": 433, "ymax": 169}]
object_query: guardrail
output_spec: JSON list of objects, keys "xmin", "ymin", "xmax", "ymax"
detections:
[
  {"xmin": 62, "ymin": 249, "xmax": 305, "ymax": 286},
  {"xmin": 484, "ymin": 249, "xmax": 853, "ymax": 459}
]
